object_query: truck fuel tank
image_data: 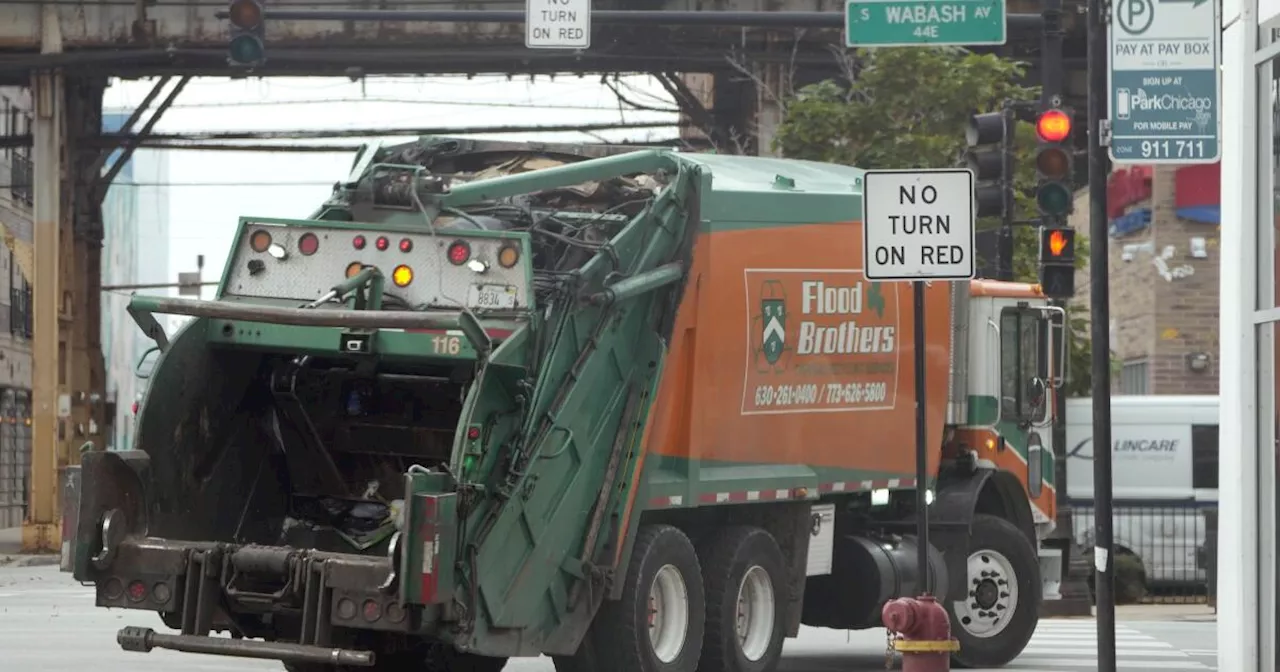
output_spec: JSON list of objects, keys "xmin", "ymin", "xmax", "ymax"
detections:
[{"xmin": 801, "ymin": 532, "xmax": 950, "ymax": 631}]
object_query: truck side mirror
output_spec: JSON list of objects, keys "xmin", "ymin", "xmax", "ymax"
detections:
[{"xmin": 135, "ymin": 346, "xmax": 161, "ymax": 380}]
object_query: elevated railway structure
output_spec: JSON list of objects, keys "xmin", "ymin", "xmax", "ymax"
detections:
[{"xmin": 0, "ymin": 0, "xmax": 1092, "ymax": 553}]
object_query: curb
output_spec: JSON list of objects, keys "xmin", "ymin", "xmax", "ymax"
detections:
[{"xmin": 0, "ymin": 554, "xmax": 61, "ymax": 568}]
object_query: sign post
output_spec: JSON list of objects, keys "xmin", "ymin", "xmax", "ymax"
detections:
[
  {"xmin": 862, "ymin": 168, "xmax": 976, "ymax": 594},
  {"xmin": 844, "ymin": 0, "xmax": 1007, "ymax": 47},
  {"xmin": 525, "ymin": 0, "xmax": 591, "ymax": 49},
  {"xmin": 1107, "ymin": 0, "xmax": 1220, "ymax": 164}
]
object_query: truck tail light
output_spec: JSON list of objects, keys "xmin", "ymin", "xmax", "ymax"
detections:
[
  {"xmin": 298, "ymin": 232, "xmax": 320, "ymax": 256},
  {"xmin": 392, "ymin": 265, "xmax": 413, "ymax": 287},
  {"xmin": 127, "ymin": 580, "xmax": 148, "ymax": 603},
  {"xmin": 249, "ymin": 230, "xmax": 272, "ymax": 253},
  {"xmin": 447, "ymin": 240, "xmax": 471, "ymax": 266},
  {"xmin": 498, "ymin": 244, "xmax": 520, "ymax": 268}
]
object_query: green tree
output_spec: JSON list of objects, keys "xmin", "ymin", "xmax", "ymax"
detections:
[{"xmin": 772, "ymin": 46, "xmax": 1094, "ymax": 395}]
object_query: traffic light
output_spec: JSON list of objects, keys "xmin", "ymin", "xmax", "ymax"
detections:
[
  {"xmin": 964, "ymin": 111, "xmax": 1011, "ymax": 220},
  {"xmin": 227, "ymin": 0, "xmax": 265, "ymax": 67},
  {"xmin": 1038, "ymin": 226, "xmax": 1076, "ymax": 299},
  {"xmin": 1033, "ymin": 106, "xmax": 1075, "ymax": 221}
]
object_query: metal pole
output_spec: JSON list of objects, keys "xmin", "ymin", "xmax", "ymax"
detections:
[
  {"xmin": 100, "ymin": 281, "xmax": 219, "ymax": 292},
  {"xmin": 1086, "ymin": 0, "xmax": 1116, "ymax": 667},
  {"xmin": 913, "ymin": 280, "xmax": 930, "ymax": 593},
  {"xmin": 999, "ymin": 105, "xmax": 1015, "ymax": 282}
]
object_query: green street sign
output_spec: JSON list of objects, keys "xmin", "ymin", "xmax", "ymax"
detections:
[{"xmin": 844, "ymin": 0, "xmax": 1008, "ymax": 47}]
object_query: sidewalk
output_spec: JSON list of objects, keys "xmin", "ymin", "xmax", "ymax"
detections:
[
  {"xmin": 1046, "ymin": 602, "xmax": 1217, "ymax": 623},
  {"xmin": 0, "ymin": 526, "xmax": 60, "ymax": 568}
]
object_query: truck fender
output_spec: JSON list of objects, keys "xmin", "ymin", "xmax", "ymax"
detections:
[{"xmin": 930, "ymin": 467, "xmax": 1036, "ymax": 603}]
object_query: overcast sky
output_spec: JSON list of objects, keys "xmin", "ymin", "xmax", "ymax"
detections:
[{"xmin": 100, "ymin": 74, "xmax": 681, "ymax": 286}]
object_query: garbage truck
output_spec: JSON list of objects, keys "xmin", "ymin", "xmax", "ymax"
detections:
[{"xmin": 67, "ymin": 137, "xmax": 1063, "ymax": 672}]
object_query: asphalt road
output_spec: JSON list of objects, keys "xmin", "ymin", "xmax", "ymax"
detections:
[{"xmin": 0, "ymin": 565, "xmax": 1218, "ymax": 672}]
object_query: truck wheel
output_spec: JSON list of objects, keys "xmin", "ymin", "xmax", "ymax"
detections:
[
  {"xmin": 696, "ymin": 526, "xmax": 787, "ymax": 672},
  {"xmin": 948, "ymin": 513, "xmax": 1041, "ymax": 669},
  {"xmin": 554, "ymin": 524, "xmax": 706, "ymax": 672}
]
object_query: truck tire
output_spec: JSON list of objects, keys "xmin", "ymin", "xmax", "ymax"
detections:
[
  {"xmin": 553, "ymin": 524, "xmax": 706, "ymax": 672},
  {"xmin": 947, "ymin": 513, "xmax": 1041, "ymax": 669},
  {"xmin": 695, "ymin": 526, "xmax": 787, "ymax": 672}
]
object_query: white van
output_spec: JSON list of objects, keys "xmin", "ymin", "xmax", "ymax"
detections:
[{"xmin": 1065, "ymin": 395, "xmax": 1218, "ymax": 587}]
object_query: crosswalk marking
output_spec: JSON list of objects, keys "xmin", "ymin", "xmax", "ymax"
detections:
[{"xmin": 980, "ymin": 620, "xmax": 1216, "ymax": 672}]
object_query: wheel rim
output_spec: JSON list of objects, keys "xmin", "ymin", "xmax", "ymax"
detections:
[
  {"xmin": 734, "ymin": 565, "xmax": 776, "ymax": 662},
  {"xmin": 647, "ymin": 564, "xmax": 690, "ymax": 663},
  {"xmin": 954, "ymin": 549, "xmax": 1020, "ymax": 639}
]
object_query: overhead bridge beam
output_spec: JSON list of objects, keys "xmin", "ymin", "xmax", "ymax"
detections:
[{"xmin": 214, "ymin": 8, "xmax": 1046, "ymax": 31}]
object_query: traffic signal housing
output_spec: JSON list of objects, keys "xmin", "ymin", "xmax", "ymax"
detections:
[
  {"xmin": 964, "ymin": 111, "xmax": 1011, "ymax": 220},
  {"xmin": 228, "ymin": 0, "xmax": 265, "ymax": 67},
  {"xmin": 1034, "ymin": 106, "xmax": 1075, "ymax": 221},
  {"xmin": 1038, "ymin": 226, "xmax": 1076, "ymax": 299}
]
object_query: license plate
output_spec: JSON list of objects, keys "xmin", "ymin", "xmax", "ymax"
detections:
[{"xmin": 468, "ymin": 284, "xmax": 517, "ymax": 310}]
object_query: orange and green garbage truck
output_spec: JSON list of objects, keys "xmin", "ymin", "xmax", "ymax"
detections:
[{"xmin": 66, "ymin": 137, "xmax": 1063, "ymax": 672}]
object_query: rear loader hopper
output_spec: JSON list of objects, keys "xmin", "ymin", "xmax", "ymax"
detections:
[{"xmin": 67, "ymin": 137, "xmax": 1062, "ymax": 672}]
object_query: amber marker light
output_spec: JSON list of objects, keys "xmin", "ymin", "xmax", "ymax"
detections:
[
  {"xmin": 497, "ymin": 244, "xmax": 520, "ymax": 269},
  {"xmin": 345, "ymin": 262, "xmax": 365, "ymax": 278},
  {"xmin": 392, "ymin": 265, "xmax": 414, "ymax": 287},
  {"xmin": 249, "ymin": 229, "xmax": 272, "ymax": 253}
]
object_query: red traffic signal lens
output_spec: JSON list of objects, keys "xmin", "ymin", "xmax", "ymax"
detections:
[
  {"xmin": 228, "ymin": 0, "xmax": 263, "ymax": 29},
  {"xmin": 1036, "ymin": 109, "xmax": 1072, "ymax": 143}
]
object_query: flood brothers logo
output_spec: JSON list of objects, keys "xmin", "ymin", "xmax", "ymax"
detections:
[{"xmin": 752, "ymin": 277, "xmax": 892, "ymax": 374}]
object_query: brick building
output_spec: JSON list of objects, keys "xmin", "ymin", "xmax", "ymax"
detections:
[
  {"xmin": 1070, "ymin": 163, "xmax": 1222, "ymax": 395},
  {"xmin": 0, "ymin": 85, "xmax": 35, "ymax": 529}
]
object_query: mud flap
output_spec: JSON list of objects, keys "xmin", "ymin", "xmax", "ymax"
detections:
[{"xmin": 72, "ymin": 450, "xmax": 152, "ymax": 581}]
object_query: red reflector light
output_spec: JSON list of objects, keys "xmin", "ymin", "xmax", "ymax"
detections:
[
  {"xmin": 375, "ymin": 236, "xmax": 390, "ymax": 251},
  {"xmin": 130, "ymin": 401, "xmax": 139, "ymax": 416},
  {"xmin": 447, "ymin": 240, "xmax": 471, "ymax": 266},
  {"xmin": 298, "ymin": 233, "xmax": 320, "ymax": 256},
  {"xmin": 362, "ymin": 599, "xmax": 382, "ymax": 622},
  {"xmin": 127, "ymin": 580, "xmax": 147, "ymax": 602},
  {"xmin": 399, "ymin": 238, "xmax": 413, "ymax": 253},
  {"xmin": 353, "ymin": 235, "xmax": 367, "ymax": 250},
  {"xmin": 467, "ymin": 427, "xmax": 481, "ymax": 440}
]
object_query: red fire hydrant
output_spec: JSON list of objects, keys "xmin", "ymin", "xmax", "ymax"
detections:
[{"xmin": 881, "ymin": 594, "xmax": 960, "ymax": 672}]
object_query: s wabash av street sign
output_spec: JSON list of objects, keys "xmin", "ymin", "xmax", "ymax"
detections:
[
  {"xmin": 861, "ymin": 169, "xmax": 976, "ymax": 282},
  {"xmin": 844, "ymin": 0, "xmax": 1006, "ymax": 48},
  {"xmin": 1108, "ymin": 0, "xmax": 1220, "ymax": 164}
]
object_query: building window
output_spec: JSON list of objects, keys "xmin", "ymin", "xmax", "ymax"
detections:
[
  {"xmin": 9, "ymin": 111, "xmax": 31, "ymax": 206},
  {"xmin": 1190, "ymin": 424, "xmax": 1219, "ymax": 490},
  {"xmin": 1119, "ymin": 358, "xmax": 1149, "ymax": 394}
]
